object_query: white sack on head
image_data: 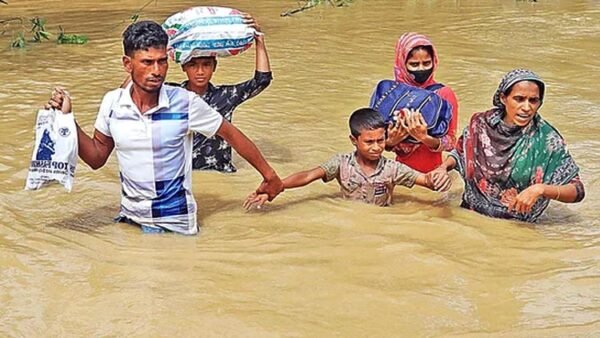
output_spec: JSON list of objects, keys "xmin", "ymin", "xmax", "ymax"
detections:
[
  {"xmin": 163, "ymin": 6, "xmax": 256, "ymax": 65},
  {"xmin": 25, "ymin": 109, "xmax": 78, "ymax": 192}
]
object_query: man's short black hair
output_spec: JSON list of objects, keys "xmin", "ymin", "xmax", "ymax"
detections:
[
  {"xmin": 349, "ymin": 108, "xmax": 386, "ymax": 137},
  {"xmin": 122, "ymin": 20, "xmax": 168, "ymax": 56}
]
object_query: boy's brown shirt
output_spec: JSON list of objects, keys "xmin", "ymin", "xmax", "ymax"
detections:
[{"xmin": 320, "ymin": 152, "xmax": 418, "ymax": 206}]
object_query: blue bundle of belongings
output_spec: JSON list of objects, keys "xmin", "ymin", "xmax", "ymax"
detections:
[{"xmin": 369, "ymin": 80, "xmax": 453, "ymax": 143}]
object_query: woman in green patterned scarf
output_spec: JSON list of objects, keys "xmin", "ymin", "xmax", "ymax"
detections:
[{"xmin": 433, "ymin": 69, "xmax": 585, "ymax": 222}]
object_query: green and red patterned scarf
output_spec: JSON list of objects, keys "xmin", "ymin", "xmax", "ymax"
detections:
[{"xmin": 458, "ymin": 69, "xmax": 579, "ymax": 220}]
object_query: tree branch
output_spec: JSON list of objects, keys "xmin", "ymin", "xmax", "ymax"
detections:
[{"xmin": 280, "ymin": 1, "xmax": 320, "ymax": 17}]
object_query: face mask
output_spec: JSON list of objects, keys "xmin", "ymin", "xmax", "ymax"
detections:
[{"xmin": 408, "ymin": 68, "xmax": 433, "ymax": 84}]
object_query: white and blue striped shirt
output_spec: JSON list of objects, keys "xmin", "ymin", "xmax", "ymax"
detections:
[{"xmin": 94, "ymin": 82, "xmax": 223, "ymax": 235}]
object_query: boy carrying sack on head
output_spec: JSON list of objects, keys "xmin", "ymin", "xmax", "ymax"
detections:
[{"xmin": 244, "ymin": 108, "xmax": 451, "ymax": 210}]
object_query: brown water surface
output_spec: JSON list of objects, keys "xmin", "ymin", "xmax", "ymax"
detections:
[{"xmin": 1, "ymin": 0, "xmax": 599, "ymax": 336}]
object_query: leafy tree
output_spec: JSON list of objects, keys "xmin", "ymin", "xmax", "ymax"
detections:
[{"xmin": 1, "ymin": 0, "xmax": 87, "ymax": 47}]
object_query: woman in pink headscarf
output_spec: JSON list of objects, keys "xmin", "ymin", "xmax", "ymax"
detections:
[{"xmin": 384, "ymin": 32, "xmax": 459, "ymax": 173}]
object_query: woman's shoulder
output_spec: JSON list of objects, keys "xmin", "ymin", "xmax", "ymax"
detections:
[
  {"xmin": 467, "ymin": 109, "xmax": 495, "ymax": 126},
  {"xmin": 536, "ymin": 115, "xmax": 565, "ymax": 140}
]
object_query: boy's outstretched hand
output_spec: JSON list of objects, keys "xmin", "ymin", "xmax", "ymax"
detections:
[
  {"xmin": 255, "ymin": 172, "xmax": 284, "ymax": 201},
  {"xmin": 243, "ymin": 192, "xmax": 269, "ymax": 211},
  {"xmin": 428, "ymin": 168, "xmax": 452, "ymax": 192}
]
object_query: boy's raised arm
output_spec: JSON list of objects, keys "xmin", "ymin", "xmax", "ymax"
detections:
[{"xmin": 242, "ymin": 14, "xmax": 270, "ymax": 73}]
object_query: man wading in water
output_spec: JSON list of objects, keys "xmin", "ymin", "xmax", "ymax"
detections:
[{"xmin": 47, "ymin": 20, "xmax": 283, "ymax": 235}]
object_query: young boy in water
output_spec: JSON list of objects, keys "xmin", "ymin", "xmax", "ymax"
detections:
[
  {"xmin": 244, "ymin": 108, "xmax": 450, "ymax": 209},
  {"xmin": 170, "ymin": 14, "xmax": 272, "ymax": 173}
]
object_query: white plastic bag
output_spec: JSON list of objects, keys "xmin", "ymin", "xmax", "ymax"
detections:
[
  {"xmin": 163, "ymin": 6, "xmax": 256, "ymax": 64},
  {"xmin": 25, "ymin": 109, "xmax": 78, "ymax": 192}
]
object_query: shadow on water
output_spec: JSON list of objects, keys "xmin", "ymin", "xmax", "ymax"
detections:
[
  {"xmin": 44, "ymin": 204, "xmax": 117, "ymax": 234},
  {"xmin": 536, "ymin": 204, "xmax": 585, "ymax": 226},
  {"xmin": 246, "ymin": 192, "xmax": 340, "ymax": 213},
  {"xmin": 44, "ymin": 192, "xmax": 580, "ymax": 234},
  {"xmin": 195, "ymin": 192, "xmax": 246, "ymax": 222},
  {"xmin": 196, "ymin": 191, "xmax": 341, "ymax": 221},
  {"xmin": 397, "ymin": 189, "xmax": 585, "ymax": 228}
]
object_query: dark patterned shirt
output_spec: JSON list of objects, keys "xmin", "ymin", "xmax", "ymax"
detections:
[{"xmin": 173, "ymin": 71, "xmax": 272, "ymax": 172}]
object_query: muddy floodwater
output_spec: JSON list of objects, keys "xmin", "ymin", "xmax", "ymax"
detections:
[{"xmin": 1, "ymin": 0, "xmax": 599, "ymax": 336}]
